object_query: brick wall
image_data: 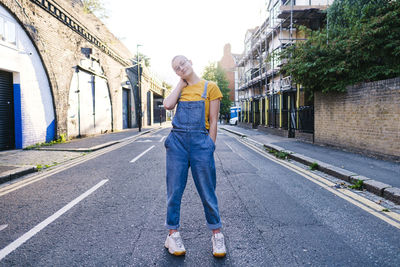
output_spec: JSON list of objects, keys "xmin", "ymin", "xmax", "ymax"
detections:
[
  {"xmin": 219, "ymin": 44, "xmax": 236, "ymax": 102},
  {"xmin": 315, "ymin": 77, "xmax": 400, "ymax": 160},
  {"xmin": 1, "ymin": 0, "xmax": 132, "ymax": 137}
]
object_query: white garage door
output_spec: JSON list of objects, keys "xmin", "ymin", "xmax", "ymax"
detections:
[{"xmin": 67, "ymin": 69, "xmax": 112, "ymax": 138}]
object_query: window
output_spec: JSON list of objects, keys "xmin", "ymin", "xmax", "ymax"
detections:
[
  {"xmin": 270, "ymin": 1, "xmax": 282, "ymax": 28},
  {"xmin": 270, "ymin": 47, "xmax": 281, "ymax": 69},
  {"xmin": 245, "ymin": 40, "xmax": 251, "ymax": 56},
  {"xmin": 4, "ymin": 20, "xmax": 16, "ymax": 45},
  {"xmin": 0, "ymin": 16, "xmax": 4, "ymax": 41},
  {"xmin": 0, "ymin": 14, "xmax": 18, "ymax": 46}
]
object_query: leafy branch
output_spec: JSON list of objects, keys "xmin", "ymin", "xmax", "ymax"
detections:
[
  {"xmin": 279, "ymin": 0, "xmax": 400, "ymax": 94},
  {"xmin": 202, "ymin": 63, "xmax": 232, "ymax": 116},
  {"xmin": 82, "ymin": 0, "xmax": 109, "ymax": 19}
]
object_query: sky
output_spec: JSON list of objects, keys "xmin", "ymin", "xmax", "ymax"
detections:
[{"xmin": 103, "ymin": 0, "xmax": 267, "ymax": 86}]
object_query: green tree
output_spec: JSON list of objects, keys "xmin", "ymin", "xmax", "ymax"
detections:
[
  {"xmin": 202, "ymin": 63, "xmax": 232, "ymax": 116},
  {"xmin": 82, "ymin": 0, "xmax": 108, "ymax": 19},
  {"xmin": 327, "ymin": 0, "xmax": 388, "ymax": 36},
  {"xmin": 134, "ymin": 53, "xmax": 151, "ymax": 68},
  {"xmin": 162, "ymin": 81, "xmax": 173, "ymax": 96},
  {"xmin": 162, "ymin": 81, "xmax": 172, "ymax": 91},
  {"xmin": 279, "ymin": 0, "xmax": 400, "ymax": 94}
]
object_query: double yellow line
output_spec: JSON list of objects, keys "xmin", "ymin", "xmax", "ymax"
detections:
[{"xmin": 233, "ymin": 135, "xmax": 400, "ymax": 230}]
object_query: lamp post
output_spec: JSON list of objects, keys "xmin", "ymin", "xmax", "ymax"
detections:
[{"xmin": 137, "ymin": 44, "xmax": 143, "ymax": 132}]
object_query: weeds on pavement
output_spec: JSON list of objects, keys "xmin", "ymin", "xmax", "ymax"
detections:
[
  {"xmin": 309, "ymin": 162, "xmax": 319, "ymax": 171},
  {"xmin": 349, "ymin": 179, "xmax": 364, "ymax": 190},
  {"xmin": 25, "ymin": 134, "xmax": 67, "ymax": 150}
]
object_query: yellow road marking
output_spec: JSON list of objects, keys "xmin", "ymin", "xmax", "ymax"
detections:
[{"xmin": 233, "ymin": 136, "xmax": 400, "ymax": 229}]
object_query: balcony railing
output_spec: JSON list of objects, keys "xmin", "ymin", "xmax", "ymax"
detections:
[{"xmin": 282, "ymin": 0, "xmax": 332, "ymax": 6}]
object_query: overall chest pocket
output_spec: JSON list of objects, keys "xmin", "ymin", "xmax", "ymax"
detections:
[
  {"xmin": 175, "ymin": 104, "xmax": 203, "ymax": 126},
  {"xmin": 187, "ymin": 105, "xmax": 203, "ymax": 125}
]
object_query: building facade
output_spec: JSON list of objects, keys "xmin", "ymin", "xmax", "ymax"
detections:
[
  {"xmin": 0, "ymin": 0, "xmax": 168, "ymax": 150},
  {"xmin": 218, "ymin": 43, "xmax": 240, "ymax": 106},
  {"xmin": 236, "ymin": 0, "xmax": 332, "ymax": 140},
  {"xmin": 0, "ymin": 1, "xmax": 56, "ymax": 149},
  {"xmin": 125, "ymin": 63, "xmax": 168, "ymax": 130},
  {"xmin": 140, "ymin": 66, "xmax": 167, "ymax": 127}
]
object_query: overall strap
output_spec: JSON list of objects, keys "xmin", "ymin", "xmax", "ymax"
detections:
[{"xmin": 201, "ymin": 81, "xmax": 209, "ymax": 99}]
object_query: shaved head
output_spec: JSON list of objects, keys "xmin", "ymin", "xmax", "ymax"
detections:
[
  {"xmin": 171, "ymin": 55, "xmax": 188, "ymax": 64},
  {"xmin": 171, "ymin": 55, "xmax": 194, "ymax": 78}
]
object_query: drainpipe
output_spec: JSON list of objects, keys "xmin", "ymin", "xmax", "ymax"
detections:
[
  {"xmin": 91, "ymin": 75, "xmax": 96, "ymax": 129},
  {"xmin": 296, "ymin": 84, "xmax": 300, "ymax": 129},
  {"xmin": 75, "ymin": 66, "xmax": 81, "ymax": 138},
  {"xmin": 259, "ymin": 98, "xmax": 262, "ymax": 126},
  {"xmin": 279, "ymin": 93, "xmax": 282, "ymax": 128}
]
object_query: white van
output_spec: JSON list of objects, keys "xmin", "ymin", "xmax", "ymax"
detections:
[{"xmin": 229, "ymin": 107, "xmax": 241, "ymax": 125}]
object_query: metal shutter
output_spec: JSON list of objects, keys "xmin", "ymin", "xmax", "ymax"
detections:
[{"xmin": 0, "ymin": 70, "xmax": 14, "ymax": 150}]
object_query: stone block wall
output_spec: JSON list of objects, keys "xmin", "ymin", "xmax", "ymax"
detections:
[
  {"xmin": 258, "ymin": 125, "xmax": 289, "ymax": 138},
  {"xmin": 314, "ymin": 77, "xmax": 400, "ymax": 160}
]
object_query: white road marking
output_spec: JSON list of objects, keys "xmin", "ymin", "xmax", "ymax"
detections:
[
  {"xmin": 159, "ymin": 136, "xmax": 166, "ymax": 142},
  {"xmin": 0, "ymin": 225, "xmax": 8, "ymax": 232},
  {"xmin": 136, "ymin": 139, "xmax": 153, "ymax": 142},
  {"xmin": 147, "ymin": 134, "xmax": 163, "ymax": 138},
  {"xmin": 0, "ymin": 128, "xmax": 163, "ymax": 197},
  {"xmin": 130, "ymin": 145, "xmax": 155, "ymax": 163},
  {"xmin": 0, "ymin": 179, "xmax": 108, "ymax": 261}
]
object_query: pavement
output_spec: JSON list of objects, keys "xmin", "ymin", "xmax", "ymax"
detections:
[
  {"xmin": 219, "ymin": 124, "xmax": 400, "ymax": 205},
  {"xmin": 1, "ymin": 121, "xmax": 399, "ymax": 205},
  {"xmin": 0, "ymin": 123, "xmax": 170, "ymax": 185}
]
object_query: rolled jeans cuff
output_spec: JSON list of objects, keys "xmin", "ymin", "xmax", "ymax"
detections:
[
  {"xmin": 165, "ymin": 222, "xmax": 180, "ymax": 230},
  {"xmin": 207, "ymin": 221, "xmax": 222, "ymax": 230}
]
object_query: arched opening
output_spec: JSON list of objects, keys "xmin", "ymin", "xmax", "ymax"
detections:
[
  {"xmin": 0, "ymin": 5, "xmax": 55, "ymax": 150},
  {"xmin": 67, "ymin": 57, "xmax": 112, "ymax": 138}
]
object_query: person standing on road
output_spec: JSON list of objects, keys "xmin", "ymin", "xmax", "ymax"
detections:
[{"xmin": 162, "ymin": 55, "xmax": 226, "ymax": 257}]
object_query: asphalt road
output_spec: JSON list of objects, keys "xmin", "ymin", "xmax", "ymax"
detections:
[{"xmin": 0, "ymin": 128, "xmax": 399, "ymax": 266}]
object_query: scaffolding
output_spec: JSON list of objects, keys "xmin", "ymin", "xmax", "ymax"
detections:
[{"xmin": 237, "ymin": 0, "xmax": 331, "ymax": 134}]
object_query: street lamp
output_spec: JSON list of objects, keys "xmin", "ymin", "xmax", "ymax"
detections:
[{"xmin": 137, "ymin": 44, "xmax": 143, "ymax": 132}]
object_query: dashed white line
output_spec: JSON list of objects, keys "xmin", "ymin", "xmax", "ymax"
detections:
[
  {"xmin": 0, "ymin": 225, "xmax": 8, "ymax": 232},
  {"xmin": 0, "ymin": 179, "xmax": 109, "ymax": 261},
  {"xmin": 130, "ymin": 145, "xmax": 155, "ymax": 163},
  {"xmin": 136, "ymin": 139, "xmax": 153, "ymax": 142},
  {"xmin": 159, "ymin": 136, "xmax": 166, "ymax": 142},
  {"xmin": 0, "ymin": 129, "xmax": 161, "ymax": 197}
]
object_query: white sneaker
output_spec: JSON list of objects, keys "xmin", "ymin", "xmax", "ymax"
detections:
[
  {"xmin": 165, "ymin": 232, "xmax": 186, "ymax": 256},
  {"xmin": 212, "ymin": 232, "xmax": 226, "ymax": 257}
]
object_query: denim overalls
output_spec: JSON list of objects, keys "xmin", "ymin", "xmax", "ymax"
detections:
[{"xmin": 164, "ymin": 81, "xmax": 222, "ymax": 230}]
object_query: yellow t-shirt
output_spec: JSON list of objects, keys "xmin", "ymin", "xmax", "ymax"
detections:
[{"xmin": 179, "ymin": 80, "xmax": 223, "ymax": 129}]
